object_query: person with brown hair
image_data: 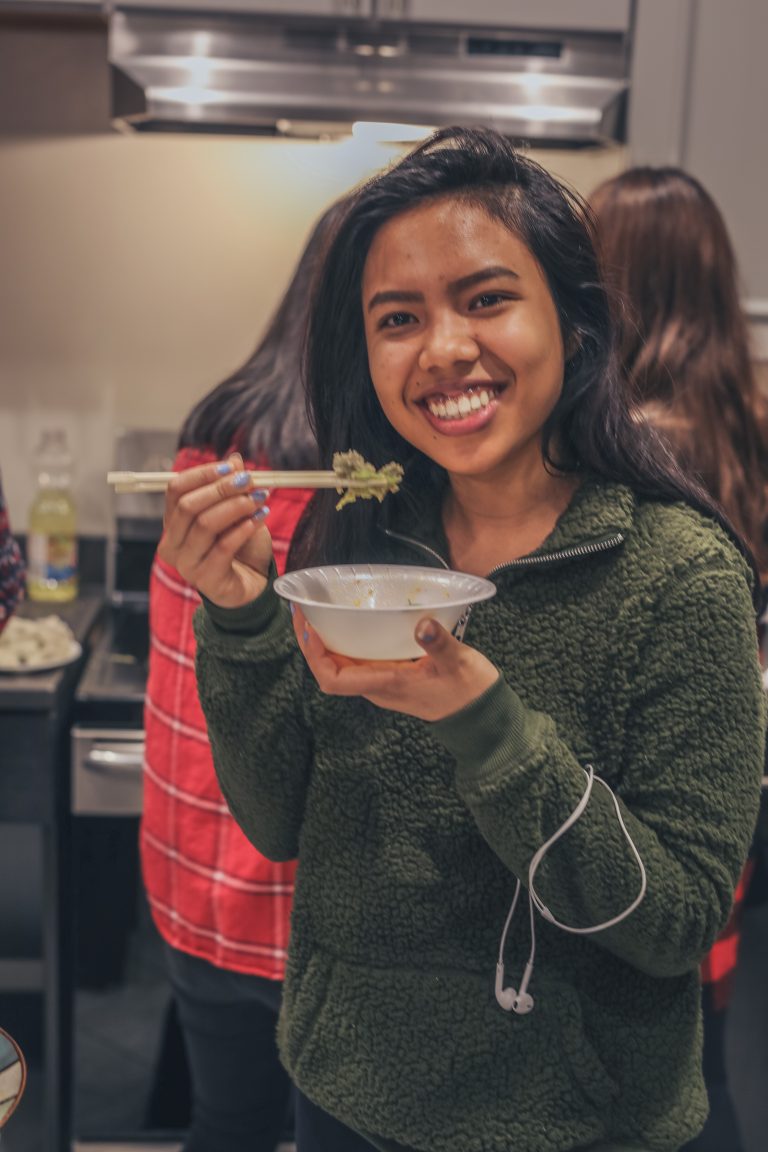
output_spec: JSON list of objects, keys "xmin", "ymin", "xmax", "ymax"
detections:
[
  {"xmin": 591, "ymin": 164, "xmax": 768, "ymax": 1152},
  {"xmin": 590, "ymin": 166, "xmax": 768, "ymax": 583},
  {"xmin": 141, "ymin": 197, "xmax": 347, "ymax": 1152}
]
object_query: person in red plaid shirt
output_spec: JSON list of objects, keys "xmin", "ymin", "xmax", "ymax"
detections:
[
  {"xmin": 142, "ymin": 199, "xmax": 347, "ymax": 1152},
  {"xmin": 592, "ymin": 166, "xmax": 768, "ymax": 1152},
  {"xmin": 0, "ymin": 472, "xmax": 25, "ymax": 634}
]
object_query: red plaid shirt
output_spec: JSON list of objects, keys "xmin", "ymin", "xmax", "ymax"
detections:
[
  {"xmin": 700, "ymin": 856, "xmax": 755, "ymax": 1010},
  {"xmin": 699, "ymin": 622, "xmax": 765, "ymax": 1009},
  {"xmin": 140, "ymin": 448, "xmax": 312, "ymax": 978}
]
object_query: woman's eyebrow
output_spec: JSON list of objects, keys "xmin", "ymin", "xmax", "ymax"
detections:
[
  {"xmin": 450, "ymin": 265, "xmax": 520, "ymax": 293},
  {"xmin": 366, "ymin": 288, "xmax": 423, "ymax": 313},
  {"xmin": 366, "ymin": 265, "xmax": 520, "ymax": 313}
]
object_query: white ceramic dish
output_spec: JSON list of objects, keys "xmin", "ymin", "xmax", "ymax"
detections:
[
  {"xmin": 274, "ymin": 564, "xmax": 496, "ymax": 660},
  {"xmin": 0, "ymin": 639, "xmax": 82, "ymax": 674},
  {"xmin": 0, "ymin": 615, "xmax": 82, "ymax": 674}
]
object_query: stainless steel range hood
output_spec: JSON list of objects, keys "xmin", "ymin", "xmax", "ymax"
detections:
[{"xmin": 109, "ymin": 7, "xmax": 631, "ymax": 146}]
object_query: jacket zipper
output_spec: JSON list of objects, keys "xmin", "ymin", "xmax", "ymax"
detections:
[
  {"xmin": 487, "ymin": 532, "xmax": 626, "ymax": 575},
  {"xmin": 383, "ymin": 528, "xmax": 626, "ymax": 642}
]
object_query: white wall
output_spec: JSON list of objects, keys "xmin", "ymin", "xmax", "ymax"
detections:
[{"xmin": 0, "ymin": 131, "xmax": 626, "ymax": 535}]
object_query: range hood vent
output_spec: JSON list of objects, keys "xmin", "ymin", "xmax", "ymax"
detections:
[{"xmin": 109, "ymin": 8, "xmax": 631, "ymax": 146}]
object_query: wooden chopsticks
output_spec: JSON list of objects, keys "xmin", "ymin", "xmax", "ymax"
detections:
[{"xmin": 107, "ymin": 470, "xmax": 392, "ymax": 494}]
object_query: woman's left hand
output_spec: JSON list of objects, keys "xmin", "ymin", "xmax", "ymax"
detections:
[{"xmin": 293, "ymin": 608, "xmax": 499, "ymax": 722}]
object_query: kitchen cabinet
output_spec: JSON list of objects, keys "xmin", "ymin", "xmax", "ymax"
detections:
[
  {"xmin": 0, "ymin": 0, "xmax": 103, "ymax": 7},
  {"xmin": 375, "ymin": 0, "xmax": 632, "ymax": 32},
  {"xmin": 112, "ymin": 0, "xmax": 374, "ymax": 15},
  {"xmin": 0, "ymin": 594, "xmax": 103, "ymax": 1152},
  {"xmin": 4, "ymin": 0, "xmax": 629, "ymax": 25},
  {"xmin": 0, "ymin": 0, "xmax": 374, "ymax": 12}
]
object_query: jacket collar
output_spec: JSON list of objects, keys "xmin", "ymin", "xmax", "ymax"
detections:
[
  {"xmin": 379, "ymin": 473, "xmax": 635, "ymax": 572},
  {"xmin": 530, "ymin": 475, "xmax": 634, "ymax": 556}
]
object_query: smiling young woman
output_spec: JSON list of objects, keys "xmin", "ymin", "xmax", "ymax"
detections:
[
  {"xmin": 361, "ymin": 197, "xmax": 576, "ymax": 574},
  {"xmin": 157, "ymin": 128, "xmax": 765, "ymax": 1152}
]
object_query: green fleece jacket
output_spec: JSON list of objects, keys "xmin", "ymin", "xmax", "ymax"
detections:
[{"xmin": 194, "ymin": 478, "xmax": 765, "ymax": 1152}]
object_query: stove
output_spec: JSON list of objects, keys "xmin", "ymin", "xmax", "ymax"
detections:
[
  {"xmin": 73, "ymin": 428, "xmax": 173, "ymax": 808},
  {"xmin": 70, "ymin": 429, "xmax": 191, "ymax": 1147},
  {"xmin": 77, "ymin": 427, "xmax": 171, "ymax": 701},
  {"xmin": 75, "ymin": 602, "xmax": 149, "ymax": 726}
]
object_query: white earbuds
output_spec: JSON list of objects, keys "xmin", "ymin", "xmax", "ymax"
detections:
[
  {"xmin": 495, "ymin": 961, "xmax": 534, "ymax": 1014},
  {"xmin": 494, "ymin": 883, "xmax": 537, "ymax": 1015},
  {"xmin": 494, "ymin": 765, "xmax": 647, "ymax": 1017}
]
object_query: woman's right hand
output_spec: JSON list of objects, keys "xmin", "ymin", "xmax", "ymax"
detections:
[{"xmin": 158, "ymin": 455, "xmax": 273, "ymax": 609}]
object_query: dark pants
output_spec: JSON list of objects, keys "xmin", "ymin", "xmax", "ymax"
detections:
[
  {"xmin": 680, "ymin": 985, "xmax": 744, "ymax": 1152},
  {"xmin": 164, "ymin": 943, "xmax": 292, "ymax": 1152},
  {"xmin": 295, "ymin": 1090, "xmax": 378, "ymax": 1151}
]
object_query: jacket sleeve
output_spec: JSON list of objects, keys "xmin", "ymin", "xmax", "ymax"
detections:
[
  {"xmin": 431, "ymin": 558, "xmax": 766, "ymax": 979},
  {"xmin": 193, "ymin": 580, "xmax": 313, "ymax": 861}
]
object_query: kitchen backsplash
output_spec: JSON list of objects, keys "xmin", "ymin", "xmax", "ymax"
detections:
[{"xmin": 1, "ymin": 132, "xmax": 629, "ymax": 535}]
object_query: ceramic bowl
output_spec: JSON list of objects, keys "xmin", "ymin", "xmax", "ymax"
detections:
[{"xmin": 274, "ymin": 563, "xmax": 496, "ymax": 660}]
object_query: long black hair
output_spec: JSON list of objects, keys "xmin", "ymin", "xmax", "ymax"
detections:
[
  {"xmin": 289, "ymin": 127, "xmax": 755, "ymax": 588},
  {"xmin": 178, "ymin": 198, "xmax": 347, "ymax": 470}
]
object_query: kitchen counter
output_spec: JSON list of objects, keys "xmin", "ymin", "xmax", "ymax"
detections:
[
  {"xmin": 0, "ymin": 594, "xmax": 103, "ymax": 711},
  {"xmin": 0, "ymin": 593, "xmax": 103, "ymax": 824},
  {"xmin": 0, "ymin": 590, "xmax": 104, "ymax": 1152}
]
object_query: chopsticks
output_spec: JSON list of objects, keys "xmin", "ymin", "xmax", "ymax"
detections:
[{"xmin": 107, "ymin": 470, "xmax": 392, "ymax": 494}]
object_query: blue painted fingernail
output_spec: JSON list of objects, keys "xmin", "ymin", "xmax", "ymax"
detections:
[
  {"xmin": 250, "ymin": 489, "xmax": 269, "ymax": 501},
  {"xmin": 302, "ymin": 629, "xmax": 309, "ymax": 643},
  {"xmin": 233, "ymin": 471, "xmax": 249, "ymax": 488},
  {"xmin": 416, "ymin": 619, "xmax": 438, "ymax": 645},
  {"xmin": 252, "ymin": 505, "xmax": 270, "ymax": 521},
  {"xmin": 289, "ymin": 602, "xmax": 295, "ymax": 616},
  {"xmin": 216, "ymin": 461, "xmax": 233, "ymax": 475}
]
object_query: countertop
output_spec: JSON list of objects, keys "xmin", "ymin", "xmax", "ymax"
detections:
[{"xmin": 0, "ymin": 593, "xmax": 104, "ymax": 711}]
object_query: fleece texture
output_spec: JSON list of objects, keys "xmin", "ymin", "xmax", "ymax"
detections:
[{"xmin": 194, "ymin": 478, "xmax": 765, "ymax": 1152}]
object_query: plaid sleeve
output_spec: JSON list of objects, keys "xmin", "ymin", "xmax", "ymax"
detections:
[
  {"xmin": 0, "ymin": 478, "xmax": 25, "ymax": 633},
  {"xmin": 699, "ymin": 857, "xmax": 755, "ymax": 1011}
]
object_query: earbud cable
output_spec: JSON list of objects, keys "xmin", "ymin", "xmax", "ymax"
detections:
[
  {"xmin": 528, "ymin": 766, "xmax": 647, "ymax": 932},
  {"xmin": 497, "ymin": 765, "xmax": 647, "ymax": 1007}
]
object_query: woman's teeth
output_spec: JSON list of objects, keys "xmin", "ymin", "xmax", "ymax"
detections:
[{"xmin": 425, "ymin": 388, "xmax": 496, "ymax": 421}]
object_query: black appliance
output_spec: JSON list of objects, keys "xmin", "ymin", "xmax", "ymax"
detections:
[{"xmin": 70, "ymin": 429, "xmax": 192, "ymax": 1147}]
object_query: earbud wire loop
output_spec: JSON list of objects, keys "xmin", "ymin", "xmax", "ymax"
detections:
[{"xmin": 495, "ymin": 765, "xmax": 648, "ymax": 1013}]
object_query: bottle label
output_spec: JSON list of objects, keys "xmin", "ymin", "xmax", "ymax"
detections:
[{"xmin": 28, "ymin": 533, "xmax": 78, "ymax": 585}]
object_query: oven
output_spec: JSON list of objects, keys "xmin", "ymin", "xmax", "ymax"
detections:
[{"xmin": 70, "ymin": 429, "xmax": 191, "ymax": 1148}]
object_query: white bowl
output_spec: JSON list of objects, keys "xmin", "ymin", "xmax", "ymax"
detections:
[{"xmin": 274, "ymin": 563, "xmax": 496, "ymax": 660}]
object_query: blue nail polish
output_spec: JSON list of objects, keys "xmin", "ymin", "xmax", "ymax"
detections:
[
  {"xmin": 252, "ymin": 505, "xmax": 270, "ymax": 521},
  {"xmin": 302, "ymin": 629, "xmax": 309, "ymax": 643},
  {"xmin": 289, "ymin": 602, "xmax": 295, "ymax": 616},
  {"xmin": 250, "ymin": 489, "xmax": 269, "ymax": 501},
  {"xmin": 216, "ymin": 461, "xmax": 233, "ymax": 475},
  {"xmin": 233, "ymin": 471, "xmax": 249, "ymax": 488},
  {"xmin": 416, "ymin": 620, "xmax": 438, "ymax": 645}
]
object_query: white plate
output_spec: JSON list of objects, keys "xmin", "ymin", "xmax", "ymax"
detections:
[{"xmin": 0, "ymin": 639, "xmax": 83, "ymax": 674}]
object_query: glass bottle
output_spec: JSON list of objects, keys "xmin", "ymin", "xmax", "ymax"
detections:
[{"xmin": 27, "ymin": 429, "xmax": 79, "ymax": 602}]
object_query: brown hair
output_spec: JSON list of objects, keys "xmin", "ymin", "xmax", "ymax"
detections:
[{"xmin": 591, "ymin": 166, "xmax": 768, "ymax": 579}]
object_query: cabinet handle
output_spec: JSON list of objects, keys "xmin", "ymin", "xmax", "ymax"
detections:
[{"xmin": 85, "ymin": 746, "xmax": 145, "ymax": 774}]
